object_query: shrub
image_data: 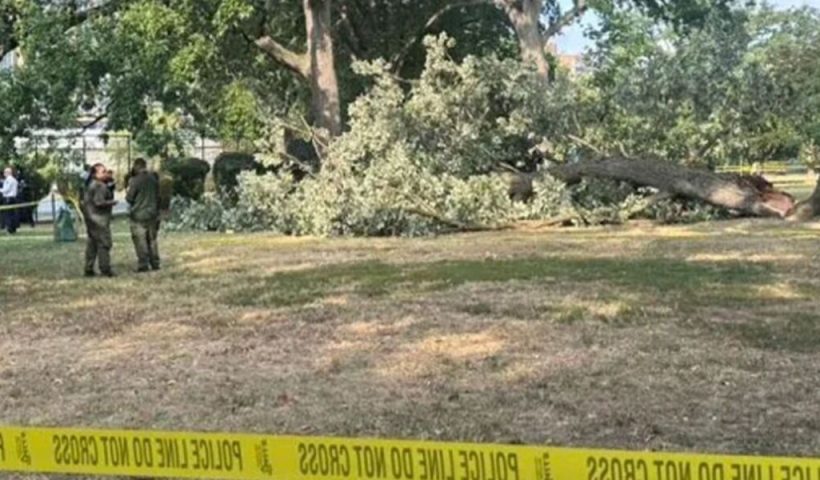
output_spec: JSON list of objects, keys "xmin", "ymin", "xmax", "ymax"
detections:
[
  {"xmin": 19, "ymin": 168, "xmax": 50, "ymax": 201},
  {"xmin": 643, "ymin": 198, "xmax": 731, "ymax": 224},
  {"xmin": 212, "ymin": 152, "xmax": 264, "ymax": 196},
  {"xmin": 164, "ymin": 157, "xmax": 210, "ymax": 200},
  {"xmin": 165, "ymin": 194, "xmax": 231, "ymax": 232}
]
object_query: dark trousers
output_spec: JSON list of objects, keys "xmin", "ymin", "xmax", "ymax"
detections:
[
  {"xmin": 2, "ymin": 197, "xmax": 19, "ymax": 233},
  {"xmin": 85, "ymin": 222, "xmax": 113, "ymax": 274},
  {"xmin": 17, "ymin": 198, "xmax": 35, "ymax": 226},
  {"xmin": 130, "ymin": 220, "xmax": 160, "ymax": 270}
]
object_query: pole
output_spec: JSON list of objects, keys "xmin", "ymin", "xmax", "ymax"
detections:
[
  {"xmin": 127, "ymin": 134, "xmax": 132, "ymax": 174},
  {"xmin": 51, "ymin": 189, "xmax": 57, "ymax": 241}
]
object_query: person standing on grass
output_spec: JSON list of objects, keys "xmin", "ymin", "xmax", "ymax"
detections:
[
  {"xmin": 126, "ymin": 158, "xmax": 161, "ymax": 272},
  {"xmin": 1, "ymin": 166, "xmax": 20, "ymax": 234},
  {"xmin": 15, "ymin": 166, "xmax": 36, "ymax": 228},
  {"xmin": 83, "ymin": 163, "xmax": 118, "ymax": 277}
]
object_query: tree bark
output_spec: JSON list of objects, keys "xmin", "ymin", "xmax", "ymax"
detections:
[
  {"xmin": 493, "ymin": 0, "xmax": 588, "ymax": 83},
  {"xmin": 499, "ymin": 0, "xmax": 550, "ymax": 82},
  {"xmin": 251, "ymin": 0, "xmax": 341, "ymax": 139},
  {"xmin": 788, "ymin": 177, "xmax": 820, "ymax": 220},
  {"xmin": 305, "ymin": 0, "xmax": 341, "ymax": 138},
  {"xmin": 255, "ymin": 36, "xmax": 309, "ymax": 76},
  {"xmin": 547, "ymin": 157, "xmax": 797, "ymax": 218}
]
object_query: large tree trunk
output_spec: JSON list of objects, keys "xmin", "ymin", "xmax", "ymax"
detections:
[
  {"xmin": 548, "ymin": 157, "xmax": 797, "ymax": 218},
  {"xmin": 499, "ymin": 0, "xmax": 550, "ymax": 82},
  {"xmin": 789, "ymin": 176, "xmax": 820, "ymax": 220},
  {"xmin": 253, "ymin": 0, "xmax": 342, "ymax": 140},
  {"xmin": 305, "ymin": 0, "xmax": 341, "ymax": 138}
]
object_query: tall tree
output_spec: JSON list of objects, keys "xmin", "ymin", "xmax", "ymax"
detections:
[
  {"xmin": 251, "ymin": 0, "xmax": 341, "ymax": 137},
  {"xmin": 486, "ymin": 0, "xmax": 736, "ymax": 83},
  {"xmin": 751, "ymin": 6, "xmax": 820, "ymax": 218},
  {"xmin": 0, "ymin": 0, "xmax": 515, "ymax": 146}
]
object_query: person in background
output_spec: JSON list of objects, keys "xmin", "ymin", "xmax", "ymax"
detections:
[
  {"xmin": 83, "ymin": 163, "xmax": 118, "ymax": 277},
  {"xmin": 126, "ymin": 158, "xmax": 161, "ymax": 272},
  {"xmin": 105, "ymin": 168, "xmax": 117, "ymax": 197},
  {"xmin": 1, "ymin": 166, "xmax": 20, "ymax": 234},
  {"xmin": 15, "ymin": 166, "xmax": 36, "ymax": 228}
]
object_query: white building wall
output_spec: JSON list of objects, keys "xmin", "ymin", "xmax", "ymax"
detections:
[{"xmin": 0, "ymin": 50, "xmax": 21, "ymax": 71}]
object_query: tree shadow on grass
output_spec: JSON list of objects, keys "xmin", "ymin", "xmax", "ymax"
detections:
[
  {"xmin": 716, "ymin": 312, "xmax": 820, "ymax": 354},
  {"xmin": 219, "ymin": 256, "xmax": 772, "ymax": 309}
]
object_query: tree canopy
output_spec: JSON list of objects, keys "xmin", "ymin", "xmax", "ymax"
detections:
[
  {"xmin": 0, "ymin": 0, "xmax": 756, "ymax": 149},
  {"xmin": 2, "ymin": 0, "xmax": 819, "ymax": 230}
]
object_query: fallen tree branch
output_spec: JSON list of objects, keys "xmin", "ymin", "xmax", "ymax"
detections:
[
  {"xmin": 566, "ymin": 134, "xmax": 605, "ymax": 157},
  {"xmin": 548, "ymin": 156, "xmax": 796, "ymax": 218},
  {"xmin": 403, "ymin": 207, "xmax": 509, "ymax": 232},
  {"xmin": 623, "ymin": 191, "xmax": 674, "ymax": 219},
  {"xmin": 510, "ymin": 215, "xmax": 577, "ymax": 230}
]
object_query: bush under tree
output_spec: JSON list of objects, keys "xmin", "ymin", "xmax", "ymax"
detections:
[
  {"xmin": 163, "ymin": 157, "xmax": 211, "ymax": 200},
  {"xmin": 212, "ymin": 152, "xmax": 266, "ymax": 196}
]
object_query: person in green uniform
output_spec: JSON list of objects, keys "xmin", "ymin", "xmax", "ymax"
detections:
[
  {"xmin": 126, "ymin": 158, "xmax": 161, "ymax": 272},
  {"xmin": 83, "ymin": 163, "xmax": 118, "ymax": 277}
]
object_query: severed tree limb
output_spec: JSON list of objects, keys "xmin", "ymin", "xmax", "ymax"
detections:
[
  {"xmin": 566, "ymin": 134, "xmax": 605, "ymax": 157},
  {"xmin": 511, "ymin": 215, "xmax": 577, "ymax": 230},
  {"xmin": 403, "ymin": 207, "xmax": 506, "ymax": 232},
  {"xmin": 404, "ymin": 207, "xmax": 577, "ymax": 233},
  {"xmin": 548, "ymin": 156, "xmax": 797, "ymax": 218}
]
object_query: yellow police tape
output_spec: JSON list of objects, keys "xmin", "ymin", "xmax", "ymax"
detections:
[
  {"xmin": 0, "ymin": 200, "xmax": 40, "ymax": 212},
  {"xmin": 0, "ymin": 426, "xmax": 817, "ymax": 480}
]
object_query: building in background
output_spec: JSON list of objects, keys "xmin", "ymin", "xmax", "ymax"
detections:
[
  {"xmin": 545, "ymin": 41, "xmax": 589, "ymax": 78},
  {"xmin": 0, "ymin": 49, "xmax": 23, "ymax": 71}
]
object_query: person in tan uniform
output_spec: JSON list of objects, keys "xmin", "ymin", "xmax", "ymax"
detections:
[
  {"xmin": 83, "ymin": 164, "xmax": 118, "ymax": 277},
  {"xmin": 126, "ymin": 158, "xmax": 161, "ymax": 272}
]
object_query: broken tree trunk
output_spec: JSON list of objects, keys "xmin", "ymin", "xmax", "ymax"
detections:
[
  {"xmin": 788, "ymin": 177, "xmax": 820, "ymax": 221},
  {"xmin": 547, "ymin": 156, "xmax": 797, "ymax": 218}
]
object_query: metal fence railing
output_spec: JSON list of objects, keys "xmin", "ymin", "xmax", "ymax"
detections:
[{"xmin": 16, "ymin": 131, "xmax": 233, "ymax": 172}]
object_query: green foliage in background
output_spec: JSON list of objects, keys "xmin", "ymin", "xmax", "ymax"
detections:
[
  {"xmin": 164, "ymin": 157, "xmax": 210, "ymax": 200},
  {"xmin": 212, "ymin": 151, "xmax": 265, "ymax": 195}
]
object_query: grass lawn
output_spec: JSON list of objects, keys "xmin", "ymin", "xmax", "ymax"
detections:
[
  {"xmin": 1, "ymin": 217, "xmax": 820, "ymax": 476},
  {"xmin": 770, "ymin": 172, "xmax": 818, "ymax": 201}
]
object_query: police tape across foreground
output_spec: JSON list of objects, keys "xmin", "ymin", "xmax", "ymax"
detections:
[
  {"xmin": 0, "ymin": 426, "xmax": 817, "ymax": 480},
  {"xmin": 0, "ymin": 200, "xmax": 40, "ymax": 212}
]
